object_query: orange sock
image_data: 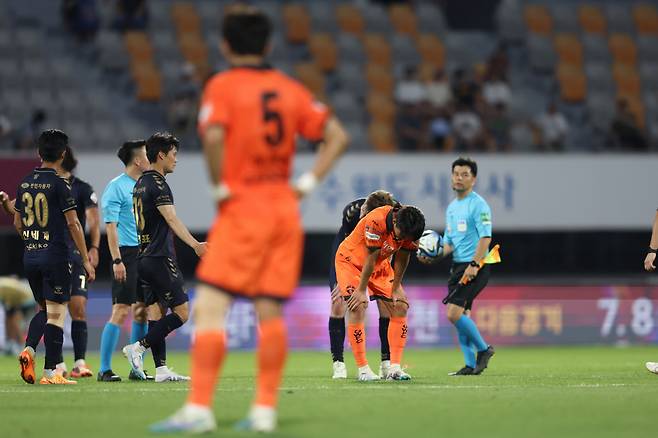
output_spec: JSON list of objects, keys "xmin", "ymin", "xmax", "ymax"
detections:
[
  {"xmin": 388, "ymin": 317, "xmax": 408, "ymax": 364},
  {"xmin": 255, "ymin": 318, "xmax": 288, "ymax": 408},
  {"xmin": 187, "ymin": 330, "xmax": 226, "ymax": 407},
  {"xmin": 347, "ymin": 323, "xmax": 368, "ymax": 367}
]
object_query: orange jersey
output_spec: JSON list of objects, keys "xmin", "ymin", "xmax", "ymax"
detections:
[
  {"xmin": 336, "ymin": 205, "xmax": 419, "ymax": 270},
  {"xmin": 198, "ymin": 66, "xmax": 329, "ymax": 194}
]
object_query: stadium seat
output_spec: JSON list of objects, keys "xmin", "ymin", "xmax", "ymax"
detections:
[
  {"xmin": 366, "ymin": 92, "xmax": 396, "ymax": 123},
  {"xmin": 390, "ymin": 34, "xmax": 421, "ymax": 68},
  {"xmin": 551, "ymin": 4, "xmax": 579, "ymax": 33},
  {"xmin": 293, "ymin": 62, "xmax": 325, "ymax": 98},
  {"xmin": 527, "ymin": 35, "xmax": 557, "ymax": 72},
  {"xmin": 366, "ymin": 64, "xmax": 394, "ymax": 95},
  {"xmin": 613, "ymin": 64, "xmax": 642, "ymax": 97},
  {"xmin": 308, "ymin": 33, "xmax": 338, "ymax": 73},
  {"xmin": 336, "ymin": 4, "xmax": 365, "ymax": 36},
  {"xmin": 639, "ymin": 62, "xmax": 658, "ymax": 91},
  {"xmin": 331, "ymin": 91, "xmax": 365, "ymax": 124},
  {"xmin": 416, "ymin": 2, "xmax": 446, "ymax": 34},
  {"xmin": 135, "ymin": 72, "xmax": 162, "ymax": 101},
  {"xmin": 124, "ymin": 31, "xmax": 154, "ymax": 61},
  {"xmin": 638, "ymin": 36, "xmax": 658, "ymax": 63},
  {"xmin": 178, "ymin": 33, "xmax": 209, "ymax": 66},
  {"xmin": 604, "ymin": 3, "xmax": 634, "ymax": 33},
  {"xmin": 363, "ymin": 33, "xmax": 391, "ymax": 66},
  {"xmin": 368, "ymin": 121, "xmax": 396, "ymax": 152},
  {"xmin": 362, "ymin": 4, "xmax": 391, "ymax": 33},
  {"xmin": 282, "ymin": 4, "xmax": 311, "ymax": 44},
  {"xmin": 582, "ymin": 35, "xmax": 611, "ymax": 63},
  {"xmin": 558, "ymin": 69, "xmax": 587, "ymax": 102},
  {"xmin": 554, "ymin": 33, "xmax": 583, "ymax": 67},
  {"xmin": 633, "ymin": 3, "xmax": 658, "ymax": 35},
  {"xmin": 579, "ymin": 5, "xmax": 607, "ymax": 35},
  {"xmin": 587, "ymin": 92, "xmax": 616, "ymax": 131},
  {"xmin": 389, "ymin": 4, "xmax": 418, "ymax": 37},
  {"xmin": 309, "ymin": 2, "xmax": 337, "ymax": 33},
  {"xmin": 608, "ymin": 33, "xmax": 637, "ymax": 67},
  {"xmin": 336, "ymin": 63, "xmax": 368, "ymax": 95},
  {"xmin": 618, "ymin": 94, "xmax": 646, "ymax": 128},
  {"xmin": 416, "ymin": 34, "xmax": 445, "ymax": 70},
  {"xmin": 336, "ymin": 34, "xmax": 365, "ymax": 65},
  {"xmin": 585, "ymin": 62, "xmax": 615, "ymax": 92},
  {"xmin": 171, "ymin": 2, "xmax": 201, "ymax": 34},
  {"xmin": 524, "ymin": 5, "xmax": 553, "ymax": 35},
  {"xmin": 496, "ymin": 1, "xmax": 525, "ymax": 43}
]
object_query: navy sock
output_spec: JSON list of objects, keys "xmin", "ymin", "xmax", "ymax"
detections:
[
  {"xmin": 25, "ymin": 310, "xmax": 46, "ymax": 350},
  {"xmin": 379, "ymin": 317, "xmax": 391, "ymax": 361},
  {"xmin": 329, "ymin": 317, "xmax": 345, "ymax": 362},
  {"xmin": 148, "ymin": 320, "xmax": 167, "ymax": 368},
  {"xmin": 44, "ymin": 324, "xmax": 63, "ymax": 370},
  {"xmin": 71, "ymin": 320, "xmax": 88, "ymax": 361},
  {"xmin": 140, "ymin": 313, "xmax": 184, "ymax": 349}
]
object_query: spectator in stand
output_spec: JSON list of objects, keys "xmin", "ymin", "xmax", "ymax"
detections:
[
  {"xmin": 0, "ymin": 115, "xmax": 12, "ymax": 150},
  {"xmin": 425, "ymin": 69, "xmax": 452, "ymax": 111},
  {"xmin": 429, "ymin": 109, "xmax": 453, "ymax": 151},
  {"xmin": 113, "ymin": 0, "xmax": 148, "ymax": 31},
  {"xmin": 395, "ymin": 66, "xmax": 425, "ymax": 106},
  {"xmin": 452, "ymin": 68, "xmax": 480, "ymax": 110},
  {"xmin": 61, "ymin": 0, "xmax": 100, "ymax": 41},
  {"xmin": 13, "ymin": 110, "xmax": 47, "ymax": 151},
  {"xmin": 452, "ymin": 104, "xmax": 489, "ymax": 151},
  {"xmin": 482, "ymin": 72, "xmax": 511, "ymax": 108},
  {"xmin": 486, "ymin": 43, "xmax": 509, "ymax": 82},
  {"xmin": 609, "ymin": 99, "xmax": 648, "ymax": 151},
  {"xmin": 395, "ymin": 104, "xmax": 427, "ymax": 151},
  {"xmin": 167, "ymin": 63, "xmax": 202, "ymax": 145},
  {"xmin": 534, "ymin": 102, "xmax": 569, "ymax": 151},
  {"xmin": 485, "ymin": 103, "xmax": 511, "ymax": 151}
]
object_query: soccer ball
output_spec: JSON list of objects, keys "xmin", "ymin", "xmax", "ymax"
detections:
[{"xmin": 416, "ymin": 230, "xmax": 443, "ymax": 259}]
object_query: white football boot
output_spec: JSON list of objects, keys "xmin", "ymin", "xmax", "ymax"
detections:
[{"xmin": 332, "ymin": 361, "xmax": 347, "ymax": 379}]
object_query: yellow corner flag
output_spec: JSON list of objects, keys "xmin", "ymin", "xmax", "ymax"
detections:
[{"xmin": 459, "ymin": 244, "xmax": 501, "ymax": 285}]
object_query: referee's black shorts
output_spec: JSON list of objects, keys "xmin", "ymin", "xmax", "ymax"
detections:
[
  {"xmin": 446, "ymin": 262, "xmax": 490, "ymax": 311},
  {"xmin": 111, "ymin": 246, "xmax": 144, "ymax": 305}
]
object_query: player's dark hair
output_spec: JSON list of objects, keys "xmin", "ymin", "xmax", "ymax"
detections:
[
  {"xmin": 117, "ymin": 140, "xmax": 146, "ymax": 166},
  {"xmin": 61, "ymin": 145, "xmax": 78, "ymax": 172},
  {"xmin": 37, "ymin": 129, "xmax": 68, "ymax": 163},
  {"xmin": 365, "ymin": 190, "xmax": 397, "ymax": 214},
  {"xmin": 146, "ymin": 132, "xmax": 179, "ymax": 164},
  {"xmin": 222, "ymin": 4, "xmax": 271, "ymax": 56},
  {"xmin": 396, "ymin": 206, "xmax": 425, "ymax": 241},
  {"xmin": 452, "ymin": 157, "xmax": 478, "ymax": 176}
]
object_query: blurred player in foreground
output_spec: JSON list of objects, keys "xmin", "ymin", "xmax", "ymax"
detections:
[
  {"xmin": 151, "ymin": 4, "xmax": 348, "ymax": 434},
  {"xmin": 328, "ymin": 190, "xmax": 399, "ymax": 379},
  {"xmin": 643, "ymin": 209, "xmax": 658, "ymax": 374}
]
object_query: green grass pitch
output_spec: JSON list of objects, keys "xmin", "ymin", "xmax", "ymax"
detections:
[{"xmin": 0, "ymin": 346, "xmax": 657, "ymax": 438}]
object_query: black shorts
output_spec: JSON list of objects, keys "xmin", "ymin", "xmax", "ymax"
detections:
[
  {"xmin": 111, "ymin": 246, "xmax": 143, "ymax": 305},
  {"xmin": 138, "ymin": 256, "xmax": 188, "ymax": 308},
  {"xmin": 70, "ymin": 258, "xmax": 88, "ymax": 298},
  {"xmin": 446, "ymin": 263, "xmax": 490, "ymax": 311},
  {"xmin": 24, "ymin": 255, "xmax": 72, "ymax": 304}
]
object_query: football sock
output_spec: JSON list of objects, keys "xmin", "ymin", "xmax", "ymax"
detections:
[
  {"xmin": 347, "ymin": 323, "xmax": 368, "ymax": 367},
  {"xmin": 44, "ymin": 324, "xmax": 63, "ymax": 370},
  {"xmin": 140, "ymin": 313, "xmax": 184, "ymax": 349},
  {"xmin": 130, "ymin": 320, "xmax": 148, "ymax": 344},
  {"xmin": 458, "ymin": 331, "xmax": 477, "ymax": 368},
  {"xmin": 71, "ymin": 320, "xmax": 87, "ymax": 362},
  {"xmin": 148, "ymin": 320, "xmax": 167, "ymax": 368},
  {"xmin": 388, "ymin": 317, "xmax": 407, "ymax": 365},
  {"xmin": 379, "ymin": 317, "xmax": 391, "ymax": 361},
  {"xmin": 187, "ymin": 330, "xmax": 226, "ymax": 407},
  {"xmin": 99, "ymin": 322, "xmax": 120, "ymax": 373},
  {"xmin": 25, "ymin": 309, "xmax": 46, "ymax": 350},
  {"xmin": 329, "ymin": 317, "xmax": 345, "ymax": 362},
  {"xmin": 454, "ymin": 315, "xmax": 488, "ymax": 352},
  {"xmin": 255, "ymin": 318, "xmax": 287, "ymax": 408}
]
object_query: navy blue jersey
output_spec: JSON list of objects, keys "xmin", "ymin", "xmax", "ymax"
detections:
[
  {"xmin": 14, "ymin": 168, "xmax": 77, "ymax": 259},
  {"xmin": 68, "ymin": 176, "xmax": 97, "ymax": 262},
  {"xmin": 328, "ymin": 198, "xmax": 366, "ymax": 288},
  {"xmin": 133, "ymin": 170, "xmax": 175, "ymax": 258}
]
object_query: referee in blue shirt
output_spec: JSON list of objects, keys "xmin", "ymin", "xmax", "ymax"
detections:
[
  {"xmin": 97, "ymin": 140, "xmax": 151, "ymax": 382},
  {"xmin": 421, "ymin": 157, "xmax": 495, "ymax": 376}
]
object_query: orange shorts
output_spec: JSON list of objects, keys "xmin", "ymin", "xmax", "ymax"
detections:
[
  {"xmin": 196, "ymin": 189, "xmax": 303, "ymax": 300},
  {"xmin": 335, "ymin": 256, "xmax": 397, "ymax": 300}
]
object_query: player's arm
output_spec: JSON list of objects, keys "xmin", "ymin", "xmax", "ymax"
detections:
[
  {"xmin": 347, "ymin": 248, "xmax": 379, "ymax": 311},
  {"xmin": 65, "ymin": 210, "xmax": 95, "ymax": 282},
  {"xmin": 644, "ymin": 210, "xmax": 658, "ymax": 271},
  {"xmin": 0, "ymin": 191, "xmax": 15, "ymax": 216},
  {"xmin": 105, "ymin": 222, "xmax": 126, "ymax": 282},
  {"xmin": 13, "ymin": 210, "xmax": 22, "ymax": 234},
  {"xmin": 296, "ymin": 117, "xmax": 349, "ymax": 197},
  {"xmin": 463, "ymin": 237, "xmax": 492, "ymax": 281},
  {"xmin": 202, "ymin": 125, "xmax": 230, "ymax": 203},
  {"xmin": 157, "ymin": 204, "xmax": 206, "ymax": 257},
  {"xmin": 85, "ymin": 206, "xmax": 101, "ymax": 268}
]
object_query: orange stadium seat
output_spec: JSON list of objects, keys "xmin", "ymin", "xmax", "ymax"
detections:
[
  {"xmin": 178, "ymin": 34, "xmax": 209, "ymax": 66},
  {"xmin": 613, "ymin": 64, "xmax": 641, "ymax": 96},
  {"xmin": 294, "ymin": 63, "xmax": 325, "ymax": 98},
  {"xmin": 608, "ymin": 33, "xmax": 637, "ymax": 67},
  {"xmin": 524, "ymin": 5, "xmax": 553, "ymax": 35},
  {"xmin": 618, "ymin": 94, "xmax": 646, "ymax": 128},
  {"xmin": 558, "ymin": 68, "xmax": 587, "ymax": 102},
  {"xmin": 366, "ymin": 64, "xmax": 394, "ymax": 95},
  {"xmin": 124, "ymin": 31, "xmax": 153, "ymax": 61},
  {"xmin": 171, "ymin": 2, "xmax": 201, "ymax": 34},
  {"xmin": 368, "ymin": 121, "xmax": 397, "ymax": 153},
  {"xmin": 366, "ymin": 92, "xmax": 396, "ymax": 123},
  {"xmin": 363, "ymin": 33, "xmax": 391, "ymax": 66},
  {"xmin": 308, "ymin": 33, "xmax": 338, "ymax": 73},
  {"xmin": 579, "ymin": 5, "xmax": 607, "ymax": 35},
  {"xmin": 418, "ymin": 62, "xmax": 438, "ymax": 82},
  {"xmin": 389, "ymin": 4, "xmax": 418, "ymax": 36},
  {"xmin": 416, "ymin": 34, "xmax": 445, "ymax": 69},
  {"xmin": 283, "ymin": 4, "xmax": 311, "ymax": 44},
  {"xmin": 135, "ymin": 73, "xmax": 163, "ymax": 101},
  {"xmin": 336, "ymin": 4, "xmax": 365, "ymax": 35},
  {"xmin": 633, "ymin": 3, "xmax": 658, "ymax": 35},
  {"xmin": 554, "ymin": 33, "xmax": 583, "ymax": 66}
]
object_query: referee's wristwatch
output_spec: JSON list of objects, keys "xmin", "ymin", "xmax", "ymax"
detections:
[
  {"xmin": 469, "ymin": 261, "xmax": 480, "ymax": 268},
  {"xmin": 113, "ymin": 258, "xmax": 123, "ymax": 265}
]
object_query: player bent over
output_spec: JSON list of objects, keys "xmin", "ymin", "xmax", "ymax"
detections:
[{"xmin": 337, "ymin": 204, "xmax": 425, "ymax": 381}]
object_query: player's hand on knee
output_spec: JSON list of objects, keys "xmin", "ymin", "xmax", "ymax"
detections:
[
  {"xmin": 392, "ymin": 288, "xmax": 407, "ymax": 307},
  {"xmin": 347, "ymin": 289, "xmax": 367, "ymax": 311},
  {"xmin": 644, "ymin": 253, "xmax": 656, "ymax": 272},
  {"xmin": 330, "ymin": 285, "xmax": 342, "ymax": 303}
]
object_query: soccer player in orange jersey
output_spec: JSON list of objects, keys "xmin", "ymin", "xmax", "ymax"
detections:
[
  {"xmin": 336, "ymin": 204, "xmax": 425, "ymax": 381},
  {"xmin": 151, "ymin": 4, "xmax": 348, "ymax": 435}
]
